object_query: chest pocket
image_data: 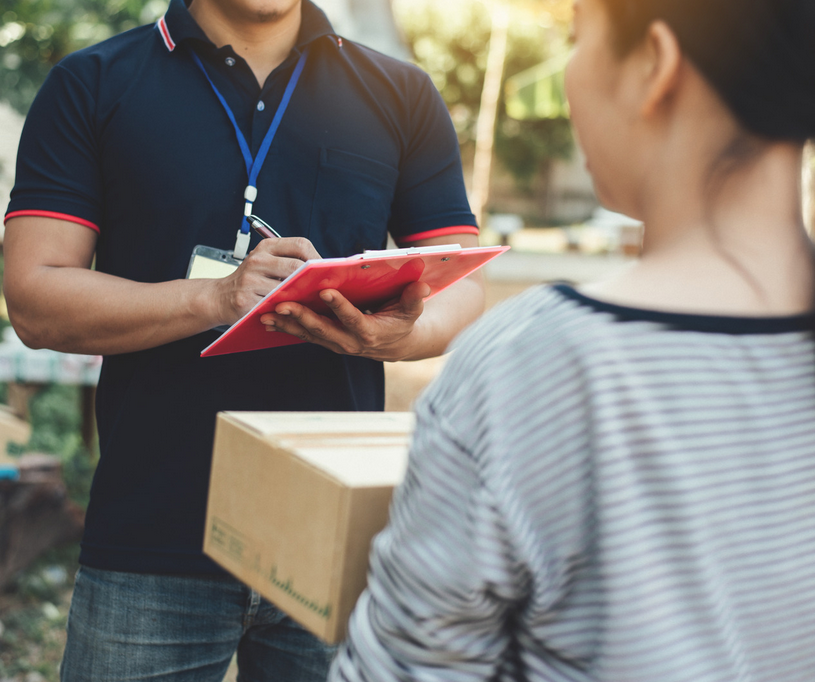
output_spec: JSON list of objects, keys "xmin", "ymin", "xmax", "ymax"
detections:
[{"xmin": 308, "ymin": 148, "xmax": 399, "ymax": 258}]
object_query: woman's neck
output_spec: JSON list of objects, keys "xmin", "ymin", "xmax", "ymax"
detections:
[
  {"xmin": 588, "ymin": 142, "xmax": 814, "ymax": 317},
  {"xmin": 189, "ymin": 0, "xmax": 302, "ymax": 86}
]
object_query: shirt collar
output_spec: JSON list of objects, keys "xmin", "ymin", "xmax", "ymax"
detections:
[{"xmin": 157, "ymin": 0, "xmax": 337, "ymax": 53}]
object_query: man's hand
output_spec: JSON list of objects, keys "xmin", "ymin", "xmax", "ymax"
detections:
[
  {"xmin": 213, "ymin": 237, "xmax": 321, "ymax": 326},
  {"xmin": 259, "ymin": 281, "xmax": 432, "ymax": 362}
]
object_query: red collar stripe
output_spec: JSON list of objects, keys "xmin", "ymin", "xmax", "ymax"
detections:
[{"xmin": 156, "ymin": 15, "xmax": 176, "ymax": 52}]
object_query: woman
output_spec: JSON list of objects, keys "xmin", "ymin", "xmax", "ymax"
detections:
[{"xmin": 330, "ymin": 1, "xmax": 815, "ymax": 680}]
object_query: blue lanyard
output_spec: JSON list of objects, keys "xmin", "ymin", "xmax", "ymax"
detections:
[{"xmin": 190, "ymin": 47, "xmax": 309, "ymax": 257}]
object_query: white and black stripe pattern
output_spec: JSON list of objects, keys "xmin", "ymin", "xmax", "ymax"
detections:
[{"xmin": 330, "ymin": 284, "xmax": 815, "ymax": 682}]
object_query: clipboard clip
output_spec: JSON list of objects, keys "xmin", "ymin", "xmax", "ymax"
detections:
[{"xmin": 360, "ymin": 244, "xmax": 462, "ymax": 259}]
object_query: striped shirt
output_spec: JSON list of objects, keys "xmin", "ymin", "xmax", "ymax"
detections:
[{"xmin": 330, "ymin": 284, "xmax": 815, "ymax": 682}]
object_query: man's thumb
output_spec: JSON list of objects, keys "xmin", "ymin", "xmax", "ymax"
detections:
[{"xmin": 401, "ymin": 281, "xmax": 431, "ymax": 317}]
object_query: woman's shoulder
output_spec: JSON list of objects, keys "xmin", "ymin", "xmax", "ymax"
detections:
[
  {"xmin": 450, "ymin": 283, "xmax": 613, "ymax": 366},
  {"xmin": 421, "ymin": 285, "xmax": 610, "ymax": 424},
  {"xmin": 412, "ymin": 284, "xmax": 608, "ymax": 497}
]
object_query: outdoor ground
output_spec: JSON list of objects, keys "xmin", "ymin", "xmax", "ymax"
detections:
[
  {"xmin": 0, "ymin": 251, "xmax": 630, "ymax": 680},
  {"xmin": 0, "ymin": 548, "xmax": 77, "ymax": 681}
]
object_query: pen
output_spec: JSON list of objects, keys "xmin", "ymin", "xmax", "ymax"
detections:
[{"xmin": 247, "ymin": 214, "xmax": 282, "ymax": 239}]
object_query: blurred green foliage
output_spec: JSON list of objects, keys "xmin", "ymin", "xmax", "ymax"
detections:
[
  {"xmin": 395, "ymin": 0, "xmax": 574, "ymax": 189},
  {"xmin": 28, "ymin": 384, "xmax": 97, "ymax": 508},
  {"xmin": 0, "ymin": 0, "xmax": 168, "ymax": 114}
]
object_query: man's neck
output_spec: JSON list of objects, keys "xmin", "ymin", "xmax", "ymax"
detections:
[{"xmin": 189, "ymin": 0, "xmax": 302, "ymax": 86}]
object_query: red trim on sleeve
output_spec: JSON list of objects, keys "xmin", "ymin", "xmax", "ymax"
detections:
[
  {"xmin": 4, "ymin": 210, "xmax": 100, "ymax": 233},
  {"xmin": 397, "ymin": 225, "xmax": 480, "ymax": 245}
]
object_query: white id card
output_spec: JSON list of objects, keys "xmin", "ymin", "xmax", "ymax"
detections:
[{"xmin": 186, "ymin": 245, "xmax": 242, "ymax": 280}]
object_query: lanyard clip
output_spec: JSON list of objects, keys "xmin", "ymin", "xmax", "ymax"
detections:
[
  {"xmin": 233, "ymin": 228, "xmax": 251, "ymax": 260},
  {"xmin": 235, "ymin": 186, "xmax": 257, "ymax": 259},
  {"xmin": 244, "ymin": 185, "xmax": 257, "ymax": 218}
]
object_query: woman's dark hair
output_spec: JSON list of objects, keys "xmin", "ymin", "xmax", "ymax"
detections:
[{"xmin": 598, "ymin": 0, "xmax": 815, "ymax": 142}]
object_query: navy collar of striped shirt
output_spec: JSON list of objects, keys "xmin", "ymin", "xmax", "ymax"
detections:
[
  {"xmin": 553, "ymin": 284, "xmax": 815, "ymax": 335},
  {"xmin": 157, "ymin": 0, "xmax": 339, "ymax": 56}
]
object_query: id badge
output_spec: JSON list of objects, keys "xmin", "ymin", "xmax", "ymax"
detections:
[{"xmin": 186, "ymin": 245, "xmax": 242, "ymax": 280}]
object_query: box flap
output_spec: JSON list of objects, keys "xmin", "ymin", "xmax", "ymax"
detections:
[
  {"xmin": 294, "ymin": 445, "xmax": 409, "ymax": 487},
  {"xmin": 223, "ymin": 412, "xmax": 413, "ymax": 487},
  {"xmin": 228, "ymin": 411, "xmax": 414, "ymax": 437}
]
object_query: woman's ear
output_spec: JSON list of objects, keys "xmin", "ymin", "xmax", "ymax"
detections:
[{"xmin": 640, "ymin": 20, "xmax": 683, "ymax": 118}]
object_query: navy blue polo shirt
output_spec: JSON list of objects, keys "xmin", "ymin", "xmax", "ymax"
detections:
[{"xmin": 6, "ymin": 0, "xmax": 477, "ymax": 574}]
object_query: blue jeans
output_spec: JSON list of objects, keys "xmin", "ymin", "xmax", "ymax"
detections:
[{"xmin": 60, "ymin": 567, "xmax": 336, "ymax": 682}]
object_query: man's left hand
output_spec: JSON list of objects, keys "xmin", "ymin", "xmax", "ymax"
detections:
[{"xmin": 259, "ymin": 281, "xmax": 432, "ymax": 362}]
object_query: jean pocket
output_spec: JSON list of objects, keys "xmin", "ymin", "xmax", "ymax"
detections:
[{"xmin": 308, "ymin": 148, "xmax": 399, "ymax": 257}]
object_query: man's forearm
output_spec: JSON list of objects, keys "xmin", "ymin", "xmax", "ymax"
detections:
[
  {"xmin": 3, "ymin": 216, "xmax": 321, "ymax": 356},
  {"xmin": 7, "ymin": 265, "xmax": 223, "ymax": 356},
  {"xmin": 399, "ymin": 273, "xmax": 485, "ymax": 362}
]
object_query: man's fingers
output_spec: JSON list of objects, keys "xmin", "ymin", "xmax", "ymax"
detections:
[
  {"xmin": 254, "ymin": 236, "xmax": 321, "ymax": 262},
  {"xmin": 270, "ymin": 304, "xmax": 340, "ymax": 341},
  {"xmin": 261, "ymin": 310, "xmax": 314, "ymax": 341},
  {"xmin": 319, "ymin": 290, "xmax": 366, "ymax": 330},
  {"xmin": 257, "ymin": 280, "xmax": 429, "ymax": 358},
  {"xmin": 263, "ymin": 304, "xmax": 365, "ymax": 355},
  {"xmin": 399, "ymin": 282, "xmax": 430, "ymax": 319},
  {"xmin": 240, "ymin": 236, "xmax": 321, "ymax": 282}
]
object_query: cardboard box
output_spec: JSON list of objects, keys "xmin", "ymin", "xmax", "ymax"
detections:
[{"xmin": 204, "ymin": 411, "xmax": 414, "ymax": 643}]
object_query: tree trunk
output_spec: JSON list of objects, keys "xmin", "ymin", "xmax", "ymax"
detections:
[{"xmin": 470, "ymin": 5, "xmax": 509, "ymax": 229}]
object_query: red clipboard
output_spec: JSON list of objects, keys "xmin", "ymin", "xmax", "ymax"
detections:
[{"xmin": 201, "ymin": 244, "xmax": 509, "ymax": 357}]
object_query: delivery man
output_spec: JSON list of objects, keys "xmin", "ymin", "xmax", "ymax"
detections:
[{"xmin": 2, "ymin": 0, "xmax": 483, "ymax": 677}]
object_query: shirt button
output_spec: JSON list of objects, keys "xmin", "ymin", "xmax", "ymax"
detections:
[
  {"xmin": 225, "ymin": 57, "xmax": 236, "ymax": 66},
  {"xmin": 257, "ymin": 101, "xmax": 265, "ymax": 111}
]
